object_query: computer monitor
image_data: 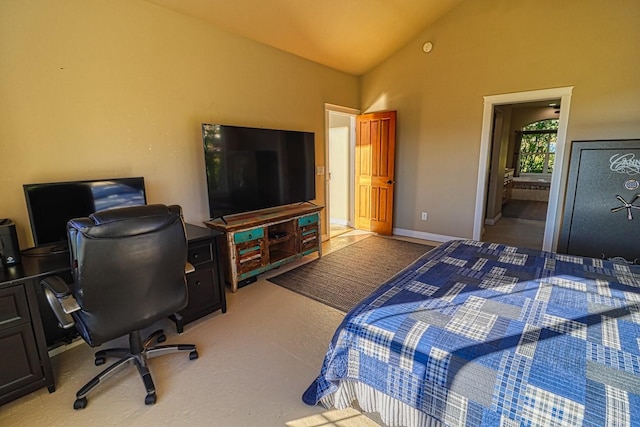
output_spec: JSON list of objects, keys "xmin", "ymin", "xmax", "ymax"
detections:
[{"xmin": 23, "ymin": 177, "xmax": 147, "ymax": 248}]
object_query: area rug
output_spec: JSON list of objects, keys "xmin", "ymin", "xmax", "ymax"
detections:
[{"xmin": 268, "ymin": 236, "xmax": 435, "ymax": 313}]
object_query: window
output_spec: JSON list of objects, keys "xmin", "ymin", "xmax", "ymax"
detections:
[{"xmin": 517, "ymin": 119, "xmax": 558, "ymax": 175}]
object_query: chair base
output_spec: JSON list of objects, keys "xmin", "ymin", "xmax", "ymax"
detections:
[{"xmin": 73, "ymin": 329, "xmax": 197, "ymax": 410}]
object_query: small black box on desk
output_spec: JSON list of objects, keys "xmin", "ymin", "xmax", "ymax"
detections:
[{"xmin": 0, "ymin": 219, "xmax": 21, "ymax": 268}]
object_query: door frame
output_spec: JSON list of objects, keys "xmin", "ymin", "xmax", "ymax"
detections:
[
  {"xmin": 324, "ymin": 103, "xmax": 360, "ymax": 240},
  {"xmin": 472, "ymin": 86, "xmax": 573, "ymax": 251}
]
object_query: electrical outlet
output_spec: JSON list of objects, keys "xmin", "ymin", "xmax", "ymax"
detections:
[{"xmin": 421, "ymin": 212, "xmax": 428, "ymax": 221}]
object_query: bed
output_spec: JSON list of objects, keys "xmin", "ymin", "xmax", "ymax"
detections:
[{"xmin": 302, "ymin": 239, "xmax": 640, "ymax": 426}]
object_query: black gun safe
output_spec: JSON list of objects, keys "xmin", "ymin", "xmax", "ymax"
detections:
[{"xmin": 558, "ymin": 139, "xmax": 640, "ymax": 264}]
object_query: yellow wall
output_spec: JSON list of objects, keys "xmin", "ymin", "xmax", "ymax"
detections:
[
  {"xmin": 3, "ymin": 0, "xmax": 639, "ymax": 249},
  {"xmin": 361, "ymin": 0, "xmax": 640, "ymax": 239},
  {"xmin": 0, "ymin": 0, "xmax": 358, "ymax": 248}
]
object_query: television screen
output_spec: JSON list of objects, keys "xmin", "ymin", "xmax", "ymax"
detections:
[
  {"xmin": 202, "ymin": 124, "xmax": 316, "ymax": 219},
  {"xmin": 24, "ymin": 177, "xmax": 147, "ymax": 247}
]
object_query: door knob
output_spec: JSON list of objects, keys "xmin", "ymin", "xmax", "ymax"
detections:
[{"xmin": 386, "ymin": 180, "xmax": 395, "ymax": 184}]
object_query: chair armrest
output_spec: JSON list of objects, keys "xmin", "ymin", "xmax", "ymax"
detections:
[
  {"xmin": 41, "ymin": 275, "xmax": 71, "ymax": 298},
  {"xmin": 185, "ymin": 262, "xmax": 195, "ymax": 274},
  {"xmin": 40, "ymin": 276, "xmax": 80, "ymax": 329}
]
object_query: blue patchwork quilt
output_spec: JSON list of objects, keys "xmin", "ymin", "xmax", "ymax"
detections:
[{"xmin": 303, "ymin": 240, "xmax": 640, "ymax": 426}]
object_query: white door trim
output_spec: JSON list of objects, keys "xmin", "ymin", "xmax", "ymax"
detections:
[
  {"xmin": 324, "ymin": 103, "xmax": 360, "ymax": 240},
  {"xmin": 472, "ymin": 86, "xmax": 573, "ymax": 251},
  {"xmin": 325, "ymin": 103, "xmax": 360, "ymax": 116}
]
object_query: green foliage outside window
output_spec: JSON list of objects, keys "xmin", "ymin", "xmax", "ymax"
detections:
[
  {"xmin": 519, "ymin": 119, "xmax": 558, "ymax": 174},
  {"xmin": 523, "ymin": 119, "xmax": 558, "ymax": 131}
]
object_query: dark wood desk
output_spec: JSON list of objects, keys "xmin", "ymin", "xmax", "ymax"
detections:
[
  {"xmin": 171, "ymin": 224, "xmax": 227, "ymax": 333},
  {"xmin": 0, "ymin": 252, "xmax": 63, "ymax": 406},
  {"xmin": 0, "ymin": 223, "xmax": 226, "ymax": 406}
]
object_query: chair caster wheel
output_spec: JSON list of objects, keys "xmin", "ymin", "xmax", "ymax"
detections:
[
  {"xmin": 189, "ymin": 350, "xmax": 198, "ymax": 360},
  {"xmin": 157, "ymin": 334, "xmax": 166, "ymax": 344},
  {"xmin": 95, "ymin": 356, "xmax": 105, "ymax": 366},
  {"xmin": 74, "ymin": 397, "xmax": 88, "ymax": 410},
  {"xmin": 145, "ymin": 393, "xmax": 157, "ymax": 405}
]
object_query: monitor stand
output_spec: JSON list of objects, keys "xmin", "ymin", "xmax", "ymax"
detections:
[{"xmin": 21, "ymin": 243, "xmax": 69, "ymax": 257}]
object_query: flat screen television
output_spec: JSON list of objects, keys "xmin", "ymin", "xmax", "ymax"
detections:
[
  {"xmin": 202, "ymin": 124, "xmax": 316, "ymax": 219},
  {"xmin": 23, "ymin": 177, "xmax": 147, "ymax": 248}
]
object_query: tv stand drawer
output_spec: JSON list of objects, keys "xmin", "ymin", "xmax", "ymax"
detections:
[
  {"xmin": 298, "ymin": 213, "xmax": 319, "ymax": 227},
  {"xmin": 233, "ymin": 228, "xmax": 264, "ymax": 244}
]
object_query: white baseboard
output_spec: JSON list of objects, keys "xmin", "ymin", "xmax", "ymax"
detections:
[
  {"xmin": 484, "ymin": 213, "xmax": 502, "ymax": 226},
  {"xmin": 392, "ymin": 228, "xmax": 463, "ymax": 243},
  {"xmin": 329, "ymin": 218, "xmax": 349, "ymax": 226}
]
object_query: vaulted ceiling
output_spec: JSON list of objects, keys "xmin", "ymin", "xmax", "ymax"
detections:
[{"xmin": 144, "ymin": 0, "xmax": 463, "ymax": 75}]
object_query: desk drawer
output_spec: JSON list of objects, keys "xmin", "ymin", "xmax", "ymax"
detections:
[
  {"xmin": 185, "ymin": 269, "xmax": 217, "ymax": 309},
  {"xmin": 233, "ymin": 227, "xmax": 264, "ymax": 244},
  {"xmin": 188, "ymin": 243, "xmax": 213, "ymax": 266},
  {"xmin": 0, "ymin": 285, "xmax": 30, "ymax": 330}
]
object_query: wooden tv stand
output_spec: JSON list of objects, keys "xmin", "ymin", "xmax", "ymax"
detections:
[{"xmin": 204, "ymin": 204, "xmax": 323, "ymax": 292}]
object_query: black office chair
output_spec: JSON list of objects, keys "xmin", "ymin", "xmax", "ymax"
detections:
[{"xmin": 41, "ymin": 204, "xmax": 198, "ymax": 410}]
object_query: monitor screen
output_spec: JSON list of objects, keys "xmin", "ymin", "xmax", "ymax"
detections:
[
  {"xmin": 23, "ymin": 177, "xmax": 147, "ymax": 247},
  {"xmin": 202, "ymin": 124, "xmax": 316, "ymax": 219}
]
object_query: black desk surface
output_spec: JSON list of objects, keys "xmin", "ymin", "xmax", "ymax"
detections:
[
  {"xmin": 0, "ymin": 223, "xmax": 221, "ymax": 287},
  {"xmin": 0, "ymin": 252, "xmax": 69, "ymax": 287}
]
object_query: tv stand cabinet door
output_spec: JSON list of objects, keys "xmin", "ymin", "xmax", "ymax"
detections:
[
  {"xmin": 227, "ymin": 227, "xmax": 265, "ymax": 291},
  {"xmin": 297, "ymin": 213, "xmax": 321, "ymax": 256}
]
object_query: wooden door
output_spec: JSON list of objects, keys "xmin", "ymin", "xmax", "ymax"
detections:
[{"xmin": 355, "ymin": 111, "xmax": 396, "ymax": 235}]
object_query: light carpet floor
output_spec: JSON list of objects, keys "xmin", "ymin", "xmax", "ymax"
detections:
[{"xmin": 0, "ymin": 279, "xmax": 376, "ymax": 426}]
